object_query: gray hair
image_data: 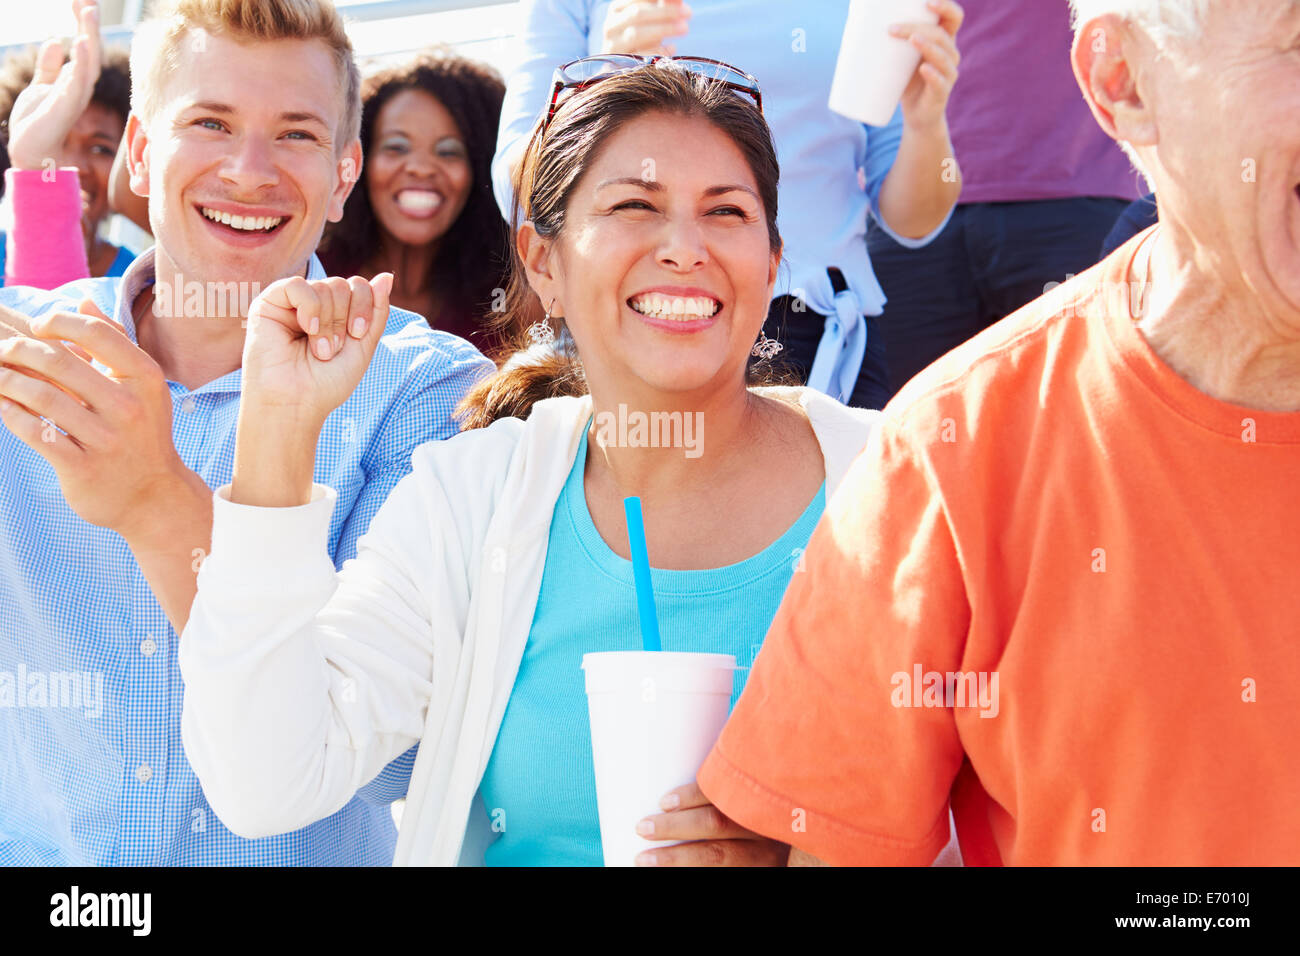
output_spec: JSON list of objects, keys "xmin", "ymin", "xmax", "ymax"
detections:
[
  {"xmin": 1068, "ymin": 0, "xmax": 1210, "ymax": 40},
  {"xmin": 1068, "ymin": 0, "xmax": 1212, "ymax": 187}
]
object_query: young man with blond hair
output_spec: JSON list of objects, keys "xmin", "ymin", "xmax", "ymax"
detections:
[{"xmin": 0, "ymin": 0, "xmax": 491, "ymax": 864}]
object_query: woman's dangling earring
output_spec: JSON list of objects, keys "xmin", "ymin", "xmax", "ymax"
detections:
[
  {"xmin": 751, "ymin": 329, "xmax": 783, "ymax": 361},
  {"xmin": 526, "ymin": 299, "xmax": 558, "ymax": 348}
]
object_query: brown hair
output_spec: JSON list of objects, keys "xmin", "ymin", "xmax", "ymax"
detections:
[
  {"xmin": 129, "ymin": 0, "xmax": 361, "ymax": 150},
  {"xmin": 456, "ymin": 61, "xmax": 783, "ymax": 431}
]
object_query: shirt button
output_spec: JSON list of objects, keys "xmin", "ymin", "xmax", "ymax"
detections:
[
  {"xmin": 140, "ymin": 637, "xmax": 157, "ymax": 657},
  {"xmin": 135, "ymin": 764, "xmax": 153, "ymax": 784},
  {"xmin": 180, "ymin": 397, "xmax": 196, "ymax": 414}
]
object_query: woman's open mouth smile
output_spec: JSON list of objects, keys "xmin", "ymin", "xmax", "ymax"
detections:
[{"xmin": 628, "ymin": 291, "xmax": 723, "ymax": 333}]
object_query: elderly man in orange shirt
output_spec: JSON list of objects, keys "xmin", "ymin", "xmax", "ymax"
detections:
[{"xmin": 692, "ymin": 0, "xmax": 1300, "ymax": 866}]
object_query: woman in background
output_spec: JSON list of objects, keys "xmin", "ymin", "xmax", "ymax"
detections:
[{"xmin": 320, "ymin": 49, "xmax": 510, "ymax": 356}]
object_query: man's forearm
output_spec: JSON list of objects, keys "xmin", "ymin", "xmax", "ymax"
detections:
[
  {"xmin": 122, "ymin": 466, "xmax": 214, "ymax": 633},
  {"xmin": 876, "ymin": 121, "xmax": 962, "ymax": 240}
]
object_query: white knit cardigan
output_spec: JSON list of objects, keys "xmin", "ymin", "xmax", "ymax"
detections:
[{"xmin": 180, "ymin": 388, "xmax": 878, "ymax": 865}]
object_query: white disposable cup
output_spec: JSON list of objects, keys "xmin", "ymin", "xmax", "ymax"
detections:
[
  {"xmin": 829, "ymin": 0, "xmax": 941, "ymax": 127},
  {"xmin": 582, "ymin": 651, "xmax": 736, "ymax": 867}
]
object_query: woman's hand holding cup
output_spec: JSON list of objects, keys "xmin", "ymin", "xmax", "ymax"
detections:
[
  {"xmin": 634, "ymin": 782, "xmax": 790, "ymax": 866},
  {"xmin": 891, "ymin": 0, "xmax": 964, "ymax": 131}
]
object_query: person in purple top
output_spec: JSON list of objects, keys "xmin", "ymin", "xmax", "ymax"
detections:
[{"xmin": 868, "ymin": 0, "xmax": 1144, "ymax": 399}]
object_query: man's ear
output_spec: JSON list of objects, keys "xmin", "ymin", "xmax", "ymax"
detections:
[
  {"xmin": 1072, "ymin": 15, "xmax": 1158, "ymax": 150},
  {"xmin": 327, "ymin": 139, "xmax": 364, "ymax": 223},
  {"xmin": 125, "ymin": 112, "xmax": 150, "ymax": 199},
  {"xmin": 517, "ymin": 220, "xmax": 563, "ymax": 317}
]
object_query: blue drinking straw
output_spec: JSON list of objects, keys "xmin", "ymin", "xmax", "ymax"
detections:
[{"xmin": 623, "ymin": 496, "xmax": 662, "ymax": 653}]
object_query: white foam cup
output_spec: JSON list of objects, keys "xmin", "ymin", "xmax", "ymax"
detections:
[
  {"xmin": 828, "ymin": 0, "xmax": 941, "ymax": 126},
  {"xmin": 582, "ymin": 651, "xmax": 737, "ymax": 867}
]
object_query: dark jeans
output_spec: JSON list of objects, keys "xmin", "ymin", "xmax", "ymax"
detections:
[
  {"xmin": 867, "ymin": 197, "xmax": 1133, "ymax": 398},
  {"xmin": 1101, "ymin": 193, "xmax": 1158, "ymax": 259},
  {"xmin": 758, "ymin": 294, "xmax": 890, "ymax": 410}
]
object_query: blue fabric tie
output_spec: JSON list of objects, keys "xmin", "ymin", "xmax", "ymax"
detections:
[{"xmin": 806, "ymin": 284, "xmax": 866, "ymax": 405}]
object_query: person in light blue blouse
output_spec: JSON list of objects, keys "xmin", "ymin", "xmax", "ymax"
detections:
[{"xmin": 492, "ymin": 0, "xmax": 965, "ymax": 409}]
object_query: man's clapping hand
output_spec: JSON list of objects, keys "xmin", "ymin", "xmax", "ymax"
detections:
[{"xmin": 0, "ymin": 297, "xmax": 203, "ymax": 540}]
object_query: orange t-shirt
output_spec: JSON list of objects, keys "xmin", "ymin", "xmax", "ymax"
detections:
[{"xmin": 698, "ymin": 229, "xmax": 1300, "ymax": 865}]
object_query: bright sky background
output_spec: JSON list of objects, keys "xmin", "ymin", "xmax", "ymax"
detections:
[
  {"xmin": 4, "ymin": 3, "xmax": 79, "ymax": 47},
  {"xmin": 1, "ymin": 1, "xmax": 522, "ymax": 75}
]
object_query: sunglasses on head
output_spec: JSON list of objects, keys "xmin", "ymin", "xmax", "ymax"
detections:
[{"xmin": 541, "ymin": 54, "xmax": 763, "ymax": 137}]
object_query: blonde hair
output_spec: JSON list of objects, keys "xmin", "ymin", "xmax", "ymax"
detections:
[{"xmin": 129, "ymin": 0, "xmax": 361, "ymax": 150}]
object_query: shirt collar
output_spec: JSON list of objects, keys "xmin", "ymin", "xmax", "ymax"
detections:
[
  {"xmin": 113, "ymin": 247, "xmax": 328, "ymax": 394},
  {"xmin": 113, "ymin": 246, "xmax": 159, "ymax": 342}
]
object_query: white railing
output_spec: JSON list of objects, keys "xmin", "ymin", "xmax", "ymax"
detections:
[{"xmin": 0, "ymin": 0, "xmax": 514, "ymax": 60}]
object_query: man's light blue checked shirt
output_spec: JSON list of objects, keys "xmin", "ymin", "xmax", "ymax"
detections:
[{"xmin": 0, "ymin": 249, "xmax": 493, "ymax": 865}]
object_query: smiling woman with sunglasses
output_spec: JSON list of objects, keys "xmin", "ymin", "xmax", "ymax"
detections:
[
  {"xmin": 178, "ymin": 60, "xmax": 881, "ymax": 866},
  {"xmin": 492, "ymin": 0, "xmax": 965, "ymax": 411},
  {"xmin": 541, "ymin": 53, "xmax": 762, "ymax": 132}
]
